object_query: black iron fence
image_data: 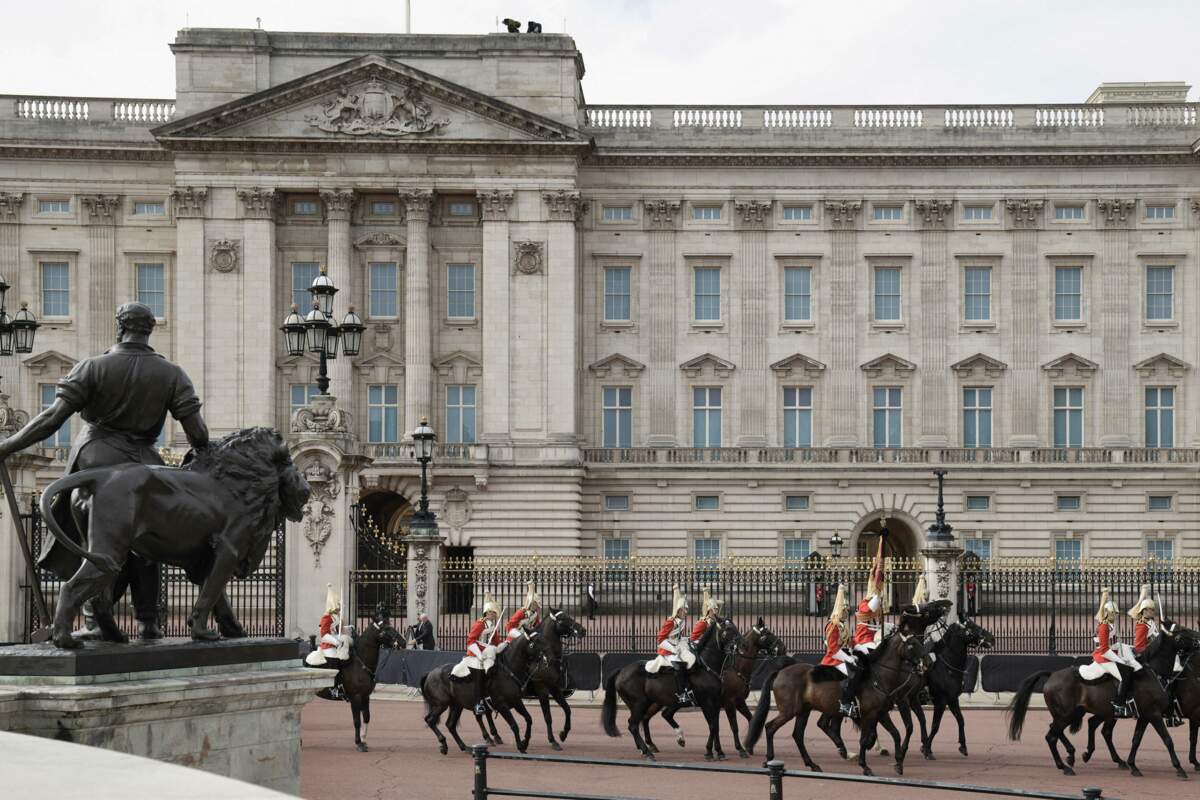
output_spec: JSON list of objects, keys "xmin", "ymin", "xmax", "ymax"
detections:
[
  {"xmin": 23, "ymin": 496, "xmax": 287, "ymax": 641},
  {"xmin": 349, "ymin": 568, "xmax": 408, "ymax": 629}
]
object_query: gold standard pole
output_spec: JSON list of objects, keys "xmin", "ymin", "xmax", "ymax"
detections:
[{"xmin": 0, "ymin": 460, "xmax": 52, "ymax": 641}]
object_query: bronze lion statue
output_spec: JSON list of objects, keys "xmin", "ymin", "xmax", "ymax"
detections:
[{"xmin": 40, "ymin": 426, "xmax": 310, "ymax": 649}]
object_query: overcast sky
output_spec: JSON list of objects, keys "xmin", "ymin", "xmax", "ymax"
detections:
[{"xmin": 2, "ymin": 0, "xmax": 1197, "ymax": 105}]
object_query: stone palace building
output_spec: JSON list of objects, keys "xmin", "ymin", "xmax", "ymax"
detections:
[{"xmin": 0, "ymin": 28, "xmax": 1197, "ymax": 636}]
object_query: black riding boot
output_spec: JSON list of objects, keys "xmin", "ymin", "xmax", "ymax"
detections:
[
  {"xmin": 1112, "ymin": 664, "xmax": 1136, "ymax": 718},
  {"xmin": 472, "ymin": 668, "xmax": 488, "ymax": 716},
  {"xmin": 1164, "ymin": 682, "xmax": 1183, "ymax": 727},
  {"xmin": 316, "ymin": 669, "xmax": 346, "ymax": 701},
  {"xmin": 674, "ymin": 666, "xmax": 694, "ymax": 706},
  {"xmin": 839, "ymin": 663, "xmax": 861, "ymax": 719}
]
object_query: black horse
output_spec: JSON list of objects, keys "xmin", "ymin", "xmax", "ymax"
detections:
[
  {"xmin": 920, "ymin": 617, "xmax": 995, "ymax": 758},
  {"xmin": 719, "ymin": 618, "xmax": 787, "ymax": 758},
  {"xmin": 314, "ymin": 603, "xmax": 403, "ymax": 752},
  {"xmin": 527, "ymin": 608, "xmax": 587, "ymax": 750}
]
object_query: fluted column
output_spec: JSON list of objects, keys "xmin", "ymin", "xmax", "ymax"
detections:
[
  {"xmin": 237, "ymin": 187, "xmax": 276, "ymax": 428},
  {"xmin": 915, "ymin": 199, "xmax": 953, "ymax": 446},
  {"xmin": 478, "ymin": 189, "xmax": 514, "ymax": 443},
  {"xmin": 403, "ymin": 188, "xmax": 434, "ymax": 438},
  {"xmin": 735, "ymin": 200, "xmax": 771, "ymax": 446},
  {"xmin": 824, "ymin": 201, "xmax": 862, "ymax": 446},
  {"xmin": 1190, "ymin": 201, "xmax": 1200, "ymax": 446},
  {"xmin": 80, "ymin": 195, "xmax": 121, "ymax": 357},
  {"xmin": 1005, "ymin": 200, "xmax": 1044, "ymax": 446},
  {"xmin": 644, "ymin": 199, "xmax": 680, "ymax": 446},
  {"xmin": 0, "ymin": 193, "xmax": 23, "ymax": 413},
  {"xmin": 322, "ymin": 190, "xmax": 356, "ymax": 409},
  {"xmin": 1097, "ymin": 199, "xmax": 1136, "ymax": 446},
  {"xmin": 171, "ymin": 187, "xmax": 208, "ymax": 438},
  {"xmin": 544, "ymin": 190, "xmax": 585, "ymax": 443}
]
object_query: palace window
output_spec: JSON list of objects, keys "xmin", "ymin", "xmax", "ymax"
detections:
[
  {"xmin": 965, "ymin": 538, "xmax": 992, "ymax": 561},
  {"xmin": 290, "ymin": 261, "xmax": 320, "ymax": 312},
  {"xmin": 783, "ymin": 266, "xmax": 812, "ymax": 322},
  {"xmin": 604, "ymin": 495, "xmax": 630, "ymax": 512},
  {"xmin": 136, "ymin": 263, "xmax": 165, "ymax": 318},
  {"xmin": 292, "ymin": 200, "xmax": 318, "ymax": 215},
  {"xmin": 784, "ymin": 495, "xmax": 810, "ymax": 512},
  {"xmin": 962, "ymin": 387, "xmax": 993, "ymax": 448},
  {"xmin": 1053, "ymin": 387, "xmax": 1083, "ymax": 449},
  {"xmin": 40, "ymin": 385, "xmax": 70, "ymax": 447},
  {"xmin": 446, "ymin": 385, "xmax": 477, "ymax": 444},
  {"xmin": 965, "ymin": 495, "xmax": 990, "ymax": 511},
  {"xmin": 447, "ymin": 263, "xmax": 476, "ymax": 318},
  {"xmin": 872, "ymin": 387, "xmax": 902, "ymax": 448},
  {"xmin": 1054, "ymin": 538, "xmax": 1082, "ymax": 561},
  {"xmin": 1055, "ymin": 204, "xmax": 1085, "ymax": 220},
  {"xmin": 1145, "ymin": 266, "xmax": 1174, "ymax": 321},
  {"xmin": 783, "ymin": 387, "xmax": 813, "ymax": 448},
  {"xmin": 447, "ymin": 200, "xmax": 476, "ymax": 217},
  {"xmin": 873, "ymin": 205, "xmax": 903, "ymax": 221},
  {"xmin": 602, "ymin": 205, "xmax": 633, "ymax": 221},
  {"xmin": 133, "ymin": 201, "xmax": 165, "ymax": 216},
  {"xmin": 368, "ymin": 262, "xmax": 399, "ymax": 317},
  {"xmin": 602, "ymin": 387, "xmax": 632, "ymax": 448},
  {"xmin": 40, "ymin": 261, "xmax": 69, "ymax": 316},
  {"xmin": 1056, "ymin": 495, "xmax": 1082, "ymax": 512},
  {"xmin": 604, "ymin": 267, "xmax": 631, "ymax": 322},
  {"xmin": 873, "ymin": 267, "xmax": 901, "ymax": 321},
  {"xmin": 692, "ymin": 387, "xmax": 722, "ymax": 447},
  {"xmin": 1054, "ymin": 266, "xmax": 1082, "ymax": 321},
  {"xmin": 290, "ymin": 384, "xmax": 320, "ymax": 416},
  {"xmin": 693, "ymin": 205, "xmax": 722, "ymax": 221},
  {"xmin": 693, "ymin": 267, "xmax": 721, "ymax": 321},
  {"xmin": 1145, "ymin": 204, "xmax": 1175, "ymax": 220},
  {"xmin": 1148, "ymin": 495, "xmax": 1172, "ymax": 512},
  {"xmin": 1147, "ymin": 539, "xmax": 1174, "ymax": 561},
  {"xmin": 370, "ymin": 200, "xmax": 396, "ymax": 215},
  {"xmin": 604, "ymin": 537, "xmax": 631, "ymax": 561},
  {"xmin": 694, "ymin": 537, "xmax": 721, "ymax": 560},
  {"xmin": 38, "ymin": 199, "xmax": 70, "ymax": 214},
  {"xmin": 962, "ymin": 205, "xmax": 993, "ymax": 220},
  {"xmin": 1144, "ymin": 387, "xmax": 1174, "ymax": 448},
  {"xmin": 783, "ymin": 538, "xmax": 812, "ymax": 560},
  {"xmin": 782, "ymin": 205, "xmax": 812, "ymax": 221},
  {"xmin": 367, "ymin": 384, "xmax": 401, "ymax": 443},
  {"xmin": 694, "ymin": 495, "xmax": 720, "ymax": 511},
  {"xmin": 964, "ymin": 266, "xmax": 992, "ymax": 322}
]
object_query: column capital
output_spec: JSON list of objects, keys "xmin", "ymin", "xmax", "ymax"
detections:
[
  {"xmin": 734, "ymin": 199, "xmax": 772, "ymax": 230},
  {"xmin": 0, "ymin": 192, "xmax": 24, "ymax": 223},
  {"xmin": 542, "ymin": 189, "xmax": 586, "ymax": 222},
  {"xmin": 401, "ymin": 188, "xmax": 433, "ymax": 222},
  {"xmin": 823, "ymin": 200, "xmax": 862, "ymax": 230},
  {"xmin": 643, "ymin": 198, "xmax": 681, "ymax": 230},
  {"xmin": 1005, "ymin": 198, "xmax": 1044, "ymax": 229},
  {"xmin": 913, "ymin": 199, "xmax": 954, "ymax": 229},
  {"xmin": 1096, "ymin": 198, "xmax": 1136, "ymax": 229},
  {"xmin": 237, "ymin": 187, "xmax": 277, "ymax": 220},
  {"xmin": 320, "ymin": 189, "xmax": 357, "ymax": 222},
  {"xmin": 477, "ymin": 189, "xmax": 514, "ymax": 222},
  {"xmin": 171, "ymin": 186, "xmax": 208, "ymax": 219},
  {"xmin": 80, "ymin": 194, "xmax": 121, "ymax": 225}
]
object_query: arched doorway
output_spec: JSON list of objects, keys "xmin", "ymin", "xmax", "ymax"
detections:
[
  {"xmin": 854, "ymin": 512, "xmax": 922, "ymax": 612},
  {"xmin": 351, "ymin": 490, "xmax": 411, "ymax": 624}
]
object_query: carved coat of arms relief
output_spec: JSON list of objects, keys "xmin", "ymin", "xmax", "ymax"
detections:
[{"xmin": 307, "ymin": 77, "xmax": 450, "ymax": 137}]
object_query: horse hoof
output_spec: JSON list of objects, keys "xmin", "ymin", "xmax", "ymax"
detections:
[
  {"xmin": 879, "ymin": 749, "xmax": 890, "ymax": 757},
  {"xmin": 1130, "ymin": 767, "xmax": 1143, "ymax": 778},
  {"xmin": 643, "ymin": 753, "xmax": 656, "ymax": 762},
  {"xmin": 676, "ymin": 736, "xmax": 686, "ymax": 748},
  {"xmin": 959, "ymin": 747, "xmax": 968, "ymax": 757},
  {"xmin": 717, "ymin": 753, "xmax": 727, "ymax": 762},
  {"xmin": 923, "ymin": 752, "xmax": 935, "ymax": 761},
  {"xmin": 650, "ymin": 744, "xmax": 660, "ymax": 754},
  {"xmin": 357, "ymin": 743, "xmax": 368, "ymax": 752},
  {"xmin": 1062, "ymin": 767, "xmax": 1075, "ymax": 777},
  {"xmin": 894, "ymin": 764, "xmax": 903, "ymax": 776},
  {"xmin": 1176, "ymin": 769, "xmax": 1189, "ymax": 781},
  {"xmin": 738, "ymin": 750, "xmax": 749, "ymax": 759},
  {"xmin": 439, "ymin": 744, "xmax": 448, "ymax": 756},
  {"xmin": 809, "ymin": 764, "xmax": 822, "ymax": 773},
  {"xmin": 1116, "ymin": 760, "xmax": 1128, "ymax": 771},
  {"xmin": 862, "ymin": 767, "xmax": 874, "ymax": 777},
  {"xmin": 1080, "ymin": 752, "xmax": 1090, "ymax": 764},
  {"xmin": 551, "ymin": 742, "xmax": 562, "ymax": 752},
  {"xmin": 558, "ymin": 731, "xmax": 569, "ymax": 742},
  {"xmin": 704, "ymin": 753, "xmax": 715, "ymax": 762},
  {"xmin": 837, "ymin": 749, "xmax": 847, "ymax": 760}
]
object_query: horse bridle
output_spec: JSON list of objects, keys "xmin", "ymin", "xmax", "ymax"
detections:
[{"xmin": 494, "ymin": 629, "xmax": 547, "ymax": 692}]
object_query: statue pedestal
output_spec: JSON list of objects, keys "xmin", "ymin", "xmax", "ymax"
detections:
[
  {"xmin": 921, "ymin": 543, "xmax": 964, "ymax": 623},
  {"xmin": 0, "ymin": 638, "xmax": 326, "ymax": 794}
]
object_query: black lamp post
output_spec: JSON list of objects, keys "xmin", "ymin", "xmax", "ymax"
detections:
[
  {"xmin": 0, "ymin": 276, "xmax": 39, "ymax": 357},
  {"xmin": 409, "ymin": 416, "xmax": 438, "ymax": 535},
  {"xmin": 280, "ymin": 267, "xmax": 366, "ymax": 395},
  {"xmin": 926, "ymin": 469, "xmax": 955, "ymax": 544}
]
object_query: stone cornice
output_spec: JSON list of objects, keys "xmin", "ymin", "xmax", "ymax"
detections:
[
  {"xmin": 585, "ymin": 151, "xmax": 1199, "ymax": 169},
  {"xmin": 1096, "ymin": 198, "xmax": 1136, "ymax": 228},
  {"xmin": 80, "ymin": 195, "xmax": 121, "ymax": 225},
  {"xmin": 543, "ymin": 190, "xmax": 586, "ymax": 222},
  {"xmin": 476, "ymin": 189, "xmax": 514, "ymax": 222},
  {"xmin": 0, "ymin": 192, "xmax": 23, "ymax": 223},
  {"xmin": 1005, "ymin": 199, "xmax": 1044, "ymax": 229},
  {"xmin": 320, "ymin": 189, "xmax": 357, "ymax": 221},
  {"xmin": 734, "ymin": 199, "xmax": 772, "ymax": 229},
  {"xmin": 171, "ymin": 186, "xmax": 208, "ymax": 219},
  {"xmin": 913, "ymin": 199, "xmax": 954, "ymax": 228},
  {"xmin": 237, "ymin": 187, "xmax": 276, "ymax": 220},
  {"xmin": 0, "ymin": 144, "xmax": 171, "ymax": 163},
  {"xmin": 643, "ymin": 199, "xmax": 681, "ymax": 230},
  {"xmin": 824, "ymin": 200, "xmax": 862, "ymax": 230}
]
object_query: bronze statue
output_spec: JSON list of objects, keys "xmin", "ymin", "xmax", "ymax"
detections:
[
  {"xmin": 38, "ymin": 426, "xmax": 309, "ymax": 648},
  {"xmin": 0, "ymin": 302, "xmax": 227, "ymax": 646}
]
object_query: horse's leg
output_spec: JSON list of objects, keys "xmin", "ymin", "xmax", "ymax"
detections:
[
  {"xmin": 926, "ymin": 698, "xmax": 945, "ymax": 759},
  {"xmin": 626, "ymin": 700, "xmax": 653, "ymax": 759},
  {"xmin": 360, "ymin": 696, "xmax": 371, "ymax": 751},
  {"xmin": 446, "ymin": 705, "xmax": 471, "ymax": 753},
  {"xmin": 1082, "ymin": 715, "xmax": 1102, "ymax": 762},
  {"xmin": 726, "ymin": 701, "xmax": 748, "ymax": 758},
  {"xmin": 856, "ymin": 714, "xmax": 877, "ymax": 777},
  {"xmin": 509, "ymin": 700, "xmax": 534, "ymax": 753},
  {"xmin": 792, "ymin": 708, "xmax": 821, "ymax": 772},
  {"xmin": 1127, "ymin": 718, "xmax": 1149, "ymax": 778},
  {"xmin": 1149, "ymin": 716, "xmax": 1188, "ymax": 780},
  {"xmin": 911, "ymin": 698, "xmax": 929, "ymax": 756},
  {"xmin": 486, "ymin": 708, "xmax": 503, "ymax": 744},
  {"xmin": 884, "ymin": 700, "xmax": 912, "ymax": 758},
  {"xmin": 661, "ymin": 705, "xmax": 685, "ymax": 749},
  {"xmin": 702, "ymin": 698, "xmax": 725, "ymax": 762},
  {"xmin": 816, "ymin": 712, "xmax": 847, "ymax": 759},
  {"xmin": 879, "ymin": 713, "xmax": 906, "ymax": 775},
  {"xmin": 424, "ymin": 700, "xmax": 449, "ymax": 755},
  {"xmin": 762, "ymin": 709, "xmax": 795, "ymax": 767},
  {"xmin": 1190, "ymin": 719, "xmax": 1199, "ymax": 771},
  {"xmin": 1045, "ymin": 717, "xmax": 1073, "ymax": 776},
  {"xmin": 551, "ymin": 685, "xmax": 572, "ymax": 742},
  {"xmin": 473, "ymin": 710, "xmax": 494, "ymax": 746},
  {"xmin": 536, "ymin": 689, "xmax": 561, "ymax": 751},
  {"xmin": 948, "ymin": 696, "xmax": 968, "ymax": 757},
  {"xmin": 350, "ymin": 697, "xmax": 365, "ymax": 752},
  {"xmin": 1100, "ymin": 717, "xmax": 1125, "ymax": 769}
]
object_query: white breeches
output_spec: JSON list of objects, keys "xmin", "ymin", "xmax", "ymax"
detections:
[
  {"xmin": 1079, "ymin": 661, "xmax": 1123, "ymax": 683},
  {"xmin": 306, "ymin": 635, "xmax": 351, "ymax": 666},
  {"xmin": 645, "ymin": 647, "xmax": 695, "ymax": 674},
  {"xmin": 451, "ymin": 644, "xmax": 497, "ymax": 677},
  {"xmin": 853, "ymin": 642, "xmax": 878, "ymax": 656}
]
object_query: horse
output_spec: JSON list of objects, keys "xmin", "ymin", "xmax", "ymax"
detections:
[
  {"xmin": 314, "ymin": 603, "xmax": 403, "ymax": 752},
  {"xmin": 601, "ymin": 615, "xmax": 740, "ymax": 761},
  {"xmin": 1007, "ymin": 638, "xmax": 1188, "ymax": 779},
  {"xmin": 421, "ymin": 628, "xmax": 548, "ymax": 755},
  {"xmin": 719, "ymin": 617, "xmax": 787, "ymax": 758},
  {"xmin": 1160, "ymin": 625, "xmax": 1200, "ymax": 772},
  {"xmin": 745, "ymin": 629, "xmax": 929, "ymax": 776},
  {"xmin": 920, "ymin": 617, "xmax": 995, "ymax": 758},
  {"xmin": 526, "ymin": 608, "xmax": 588, "ymax": 750}
]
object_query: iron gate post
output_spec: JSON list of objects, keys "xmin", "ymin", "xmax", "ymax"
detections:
[
  {"xmin": 766, "ymin": 760, "xmax": 785, "ymax": 799},
  {"xmin": 471, "ymin": 744, "xmax": 489, "ymax": 800}
]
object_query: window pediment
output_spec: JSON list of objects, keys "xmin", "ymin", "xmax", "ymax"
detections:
[
  {"xmin": 950, "ymin": 353, "xmax": 1008, "ymax": 378},
  {"xmin": 435, "ymin": 350, "xmax": 483, "ymax": 380},
  {"xmin": 1133, "ymin": 352, "xmax": 1190, "ymax": 379},
  {"xmin": 1041, "ymin": 353, "xmax": 1098, "ymax": 379},
  {"xmin": 680, "ymin": 353, "xmax": 736, "ymax": 379},
  {"xmin": 769, "ymin": 353, "xmax": 826, "ymax": 379},
  {"xmin": 22, "ymin": 349, "xmax": 77, "ymax": 377},
  {"xmin": 860, "ymin": 353, "xmax": 916, "ymax": 379},
  {"xmin": 589, "ymin": 353, "xmax": 646, "ymax": 378},
  {"xmin": 354, "ymin": 351, "xmax": 406, "ymax": 384}
]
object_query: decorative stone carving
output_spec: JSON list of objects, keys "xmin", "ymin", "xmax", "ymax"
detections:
[
  {"xmin": 237, "ymin": 187, "xmax": 276, "ymax": 220},
  {"xmin": 643, "ymin": 199, "xmax": 681, "ymax": 229},
  {"xmin": 208, "ymin": 238, "xmax": 240, "ymax": 273},
  {"xmin": 823, "ymin": 200, "xmax": 862, "ymax": 229},
  {"xmin": 291, "ymin": 393, "xmax": 351, "ymax": 434},
  {"xmin": 1096, "ymin": 198, "xmax": 1136, "ymax": 226},
  {"xmin": 950, "ymin": 353, "xmax": 1009, "ymax": 379},
  {"xmin": 0, "ymin": 192, "xmax": 25, "ymax": 223},
  {"xmin": 306, "ymin": 77, "xmax": 449, "ymax": 137},
  {"xmin": 434, "ymin": 351, "xmax": 484, "ymax": 380},
  {"xmin": 0, "ymin": 384, "xmax": 29, "ymax": 435},
  {"xmin": 477, "ymin": 189, "xmax": 514, "ymax": 221},
  {"xmin": 411, "ymin": 542, "xmax": 430, "ymax": 614},
  {"xmin": 542, "ymin": 190, "xmax": 586, "ymax": 222},
  {"xmin": 913, "ymin": 199, "xmax": 953, "ymax": 227},
  {"xmin": 1133, "ymin": 353, "xmax": 1190, "ymax": 379},
  {"xmin": 1005, "ymin": 199, "xmax": 1044, "ymax": 228},
  {"xmin": 80, "ymin": 195, "xmax": 121, "ymax": 224},
  {"xmin": 1041, "ymin": 352, "xmax": 1098, "ymax": 379},
  {"xmin": 372, "ymin": 324, "xmax": 394, "ymax": 353},
  {"xmin": 860, "ymin": 353, "xmax": 917, "ymax": 379},
  {"xmin": 512, "ymin": 241, "xmax": 545, "ymax": 275},
  {"xmin": 300, "ymin": 460, "xmax": 339, "ymax": 566},
  {"xmin": 354, "ymin": 232, "xmax": 404, "ymax": 248},
  {"xmin": 588, "ymin": 353, "xmax": 646, "ymax": 378},
  {"xmin": 680, "ymin": 353, "xmax": 736, "ymax": 379},
  {"xmin": 401, "ymin": 188, "xmax": 433, "ymax": 222},
  {"xmin": 769, "ymin": 353, "xmax": 827, "ymax": 379},
  {"xmin": 320, "ymin": 189, "xmax": 356, "ymax": 220},
  {"xmin": 440, "ymin": 485, "xmax": 472, "ymax": 537},
  {"xmin": 171, "ymin": 187, "xmax": 208, "ymax": 218},
  {"xmin": 734, "ymin": 199, "xmax": 773, "ymax": 229}
]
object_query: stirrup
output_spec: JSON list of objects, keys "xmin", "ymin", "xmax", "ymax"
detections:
[
  {"xmin": 677, "ymin": 690, "xmax": 694, "ymax": 706},
  {"xmin": 1111, "ymin": 701, "xmax": 1133, "ymax": 719},
  {"xmin": 473, "ymin": 701, "xmax": 487, "ymax": 715},
  {"xmin": 840, "ymin": 701, "xmax": 860, "ymax": 720}
]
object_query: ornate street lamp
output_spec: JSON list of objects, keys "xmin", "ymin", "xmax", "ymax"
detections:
[
  {"xmin": 339, "ymin": 305, "xmax": 365, "ymax": 357},
  {"xmin": 829, "ymin": 531, "xmax": 844, "ymax": 559},
  {"xmin": 927, "ymin": 469, "xmax": 955, "ymax": 543},
  {"xmin": 409, "ymin": 417, "xmax": 438, "ymax": 535},
  {"xmin": 0, "ymin": 275, "xmax": 39, "ymax": 357},
  {"xmin": 280, "ymin": 305, "xmax": 307, "ymax": 357},
  {"xmin": 279, "ymin": 267, "xmax": 361, "ymax": 396}
]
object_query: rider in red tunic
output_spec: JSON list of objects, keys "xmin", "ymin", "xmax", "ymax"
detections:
[
  {"xmin": 820, "ymin": 584, "xmax": 854, "ymax": 674},
  {"xmin": 842, "ymin": 531, "xmax": 886, "ymax": 719},
  {"xmin": 1128, "ymin": 584, "xmax": 1158, "ymax": 656},
  {"xmin": 645, "ymin": 585, "xmax": 694, "ymax": 705},
  {"xmin": 1078, "ymin": 588, "xmax": 1140, "ymax": 718},
  {"xmin": 452, "ymin": 591, "xmax": 503, "ymax": 715},
  {"xmin": 304, "ymin": 583, "xmax": 353, "ymax": 699},
  {"xmin": 690, "ymin": 587, "xmax": 721, "ymax": 643},
  {"xmin": 506, "ymin": 581, "xmax": 542, "ymax": 640}
]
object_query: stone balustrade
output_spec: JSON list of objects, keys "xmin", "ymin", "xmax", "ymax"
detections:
[{"xmin": 3, "ymin": 95, "xmax": 176, "ymax": 124}]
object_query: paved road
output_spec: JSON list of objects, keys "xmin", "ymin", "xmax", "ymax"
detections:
[{"xmin": 301, "ymin": 698, "xmax": 1196, "ymax": 799}]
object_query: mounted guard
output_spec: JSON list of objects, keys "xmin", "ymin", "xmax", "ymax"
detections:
[
  {"xmin": 452, "ymin": 591, "xmax": 503, "ymax": 715},
  {"xmin": 841, "ymin": 533, "xmax": 886, "ymax": 718},
  {"xmin": 506, "ymin": 580, "xmax": 542, "ymax": 640},
  {"xmin": 1129, "ymin": 584, "xmax": 1185, "ymax": 726},
  {"xmin": 645, "ymin": 584, "xmax": 695, "ymax": 705},
  {"xmin": 1078, "ymin": 587, "xmax": 1141, "ymax": 718},
  {"xmin": 820, "ymin": 584, "xmax": 856, "ymax": 677},
  {"xmin": 305, "ymin": 583, "xmax": 354, "ymax": 699},
  {"xmin": 690, "ymin": 586, "xmax": 721, "ymax": 643}
]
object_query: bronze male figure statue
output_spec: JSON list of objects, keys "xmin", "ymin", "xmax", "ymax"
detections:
[{"xmin": 0, "ymin": 302, "xmax": 209, "ymax": 642}]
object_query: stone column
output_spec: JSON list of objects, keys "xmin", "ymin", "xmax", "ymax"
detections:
[
  {"xmin": 0, "ymin": 193, "xmax": 23, "ymax": 414},
  {"xmin": 478, "ymin": 189, "xmax": 514, "ymax": 443},
  {"xmin": 922, "ymin": 542, "xmax": 965, "ymax": 624},
  {"xmin": 406, "ymin": 531, "xmax": 444, "ymax": 628},
  {"xmin": 543, "ymin": 190, "xmax": 586, "ymax": 443},
  {"xmin": 237, "ymin": 188, "xmax": 277, "ymax": 428},
  {"xmin": 644, "ymin": 199, "xmax": 681, "ymax": 446},
  {"xmin": 402, "ymin": 188, "xmax": 434, "ymax": 439},
  {"xmin": 80, "ymin": 195, "xmax": 121, "ymax": 357},
  {"xmin": 1190, "ymin": 202, "xmax": 1200, "ymax": 446},
  {"xmin": 734, "ymin": 200, "xmax": 772, "ymax": 446},
  {"xmin": 915, "ymin": 200, "xmax": 954, "ymax": 446},
  {"xmin": 1097, "ymin": 199, "xmax": 1136, "ymax": 446},
  {"xmin": 171, "ymin": 187, "xmax": 208, "ymax": 435},
  {"xmin": 321, "ymin": 190, "xmax": 356, "ymax": 410},
  {"xmin": 824, "ymin": 201, "xmax": 862, "ymax": 446},
  {"xmin": 1005, "ymin": 200, "xmax": 1044, "ymax": 446}
]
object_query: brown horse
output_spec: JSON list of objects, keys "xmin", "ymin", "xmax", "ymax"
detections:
[
  {"xmin": 1007, "ymin": 652, "xmax": 1188, "ymax": 779},
  {"xmin": 314, "ymin": 603, "xmax": 403, "ymax": 752},
  {"xmin": 719, "ymin": 618, "xmax": 787, "ymax": 758},
  {"xmin": 745, "ymin": 630, "xmax": 929, "ymax": 776}
]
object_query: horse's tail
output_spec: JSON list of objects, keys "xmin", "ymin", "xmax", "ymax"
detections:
[
  {"xmin": 1006, "ymin": 669, "xmax": 1051, "ymax": 741},
  {"xmin": 38, "ymin": 468, "xmax": 117, "ymax": 572},
  {"xmin": 744, "ymin": 665, "xmax": 781, "ymax": 751},
  {"xmin": 419, "ymin": 672, "xmax": 431, "ymax": 715},
  {"xmin": 1067, "ymin": 707, "xmax": 1086, "ymax": 734},
  {"xmin": 601, "ymin": 671, "xmax": 620, "ymax": 737}
]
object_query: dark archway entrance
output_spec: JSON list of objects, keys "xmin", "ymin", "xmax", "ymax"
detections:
[
  {"xmin": 855, "ymin": 514, "xmax": 922, "ymax": 612},
  {"xmin": 350, "ymin": 490, "xmax": 410, "ymax": 624}
]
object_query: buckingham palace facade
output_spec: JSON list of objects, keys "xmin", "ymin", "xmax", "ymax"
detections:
[{"xmin": 0, "ymin": 27, "xmax": 1197, "ymax": 593}]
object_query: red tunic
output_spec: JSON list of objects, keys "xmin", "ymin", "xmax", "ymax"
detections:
[
  {"xmin": 1092, "ymin": 622, "xmax": 1113, "ymax": 664},
  {"xmin": 318, "ymin": 613, "xmax": 336, "ymax": 650},
  {"xmin": 506, "ymin": 608, "xmax": 540, "ymax": 634},
  {"xmin": 853, "ymin": 597, "xmax": 878, "ymax": 646},
  {"xmin": 689, "ymin": 619, "xmax": 709, "ymax": 643},
  {"xmin": 466, "ymin": 617, "xmax": 500, "ymax": 653},
  {"xmin": 655, "ymin": 617, "xmax": 678, "ymax": 657},
  {"xmin": 1133, "ymin": 621, "xmax": 1151, "ymax": 655},
  {"xmin": 820, "ymin": 623, "xmax": 844, "ymax": 666}
]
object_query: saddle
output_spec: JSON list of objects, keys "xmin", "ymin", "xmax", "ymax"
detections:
[{"xmin": 810, "ymin": 665, "xmax": 846, "ymax": 683}]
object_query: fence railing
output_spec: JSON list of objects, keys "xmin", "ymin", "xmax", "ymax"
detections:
[
  {"xmin": 4, "ymin": 95, "xmax": 176, "ymax": 124},
  {"xmin": 349, "ymin": 569, "xmax": 408, "ymax": 630},
  {"xmin": 579, "ymin": 446, "xmax": 1200, "ymax": 467}
]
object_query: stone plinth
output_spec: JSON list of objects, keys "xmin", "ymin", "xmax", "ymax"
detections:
[{"xmin": 0, "ymin": 639, "xmax": 327, "ymax": 795}]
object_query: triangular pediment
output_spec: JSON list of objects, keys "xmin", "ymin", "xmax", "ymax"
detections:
[
  {"xmin": 950, "ymin": 352, "xmax": 1008, "ymax": 378},
  {"xmin": 769, "ymin": 353, "xmax": 826, "ymax": 378},
  {"xmin": 354, "ymin": 350, "xmax": 406, "ymax": 383},
  {"xmin": 589, "ymin": 353, "xmax": 646, "ymax": 378},
  {"xmin": 153, "ymin": 55, "xmax": 587, "ymax": 152},
  {"xmin": 21, "ymin": 349, "xmax": 77, "ymax": 376},
  {"xmin": 1042, "ymin": 352, "xmax": 1098, "ymax": 377},
  {"xmin": 680, "ymin": 353, "xmax": 736, "ymax": 378},
  {"xmin": 1133, "ymin": 352, "xmax": 1190, "ymax": 378},
  {"xmin": 435, "ymin": 351, "xmax": 483, "ymax": 380},
  {"xmin": 860, "ymin": 353, "xmax": 916, "ymax": 378}
]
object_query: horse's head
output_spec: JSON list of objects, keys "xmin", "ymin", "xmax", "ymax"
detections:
[
  {"xmin": 714, "ymin": 616, "xmax": 743, "ymax": 656},
  {"xmin": 896, "ymin": 631, "xmax": 931, "ymax": 674},
  {"xmin": 370, "ymin": 604, "xmax": 403, "ymax": 649},
  {"xmin": 546, "ymin": 607, "xmax": 586, "ymax": 640},
  {"xmin": 1163, "ymin": 621, "xmax": 1200, "ymax": 655},
  {"xmin": 750, "ymin": 616, "xmax": 787, "ymax": 658},
  {"xmin": 960, "ymin": 618, "xmax": 995, "ymax": 651},
  {"xmin": 523, "ymin": 629, "xmax": 549, "ymax": 662}
]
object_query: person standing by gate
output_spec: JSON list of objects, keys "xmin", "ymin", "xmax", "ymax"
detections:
[{"xmin": 584, "ymin": 581, "xmax": 597, "ymax": 620}]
